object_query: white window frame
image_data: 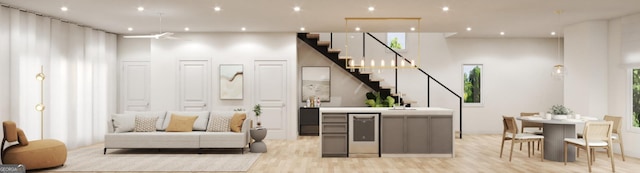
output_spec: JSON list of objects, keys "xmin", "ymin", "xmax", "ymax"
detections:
[{"xmin": 627, "ymin": 68, "xmax": 640, "ymax": 133}]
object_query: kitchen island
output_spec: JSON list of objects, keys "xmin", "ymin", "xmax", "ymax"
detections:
[{"xmin": 319, "ymin": 107, "xmax": 455, "ymax": 158}]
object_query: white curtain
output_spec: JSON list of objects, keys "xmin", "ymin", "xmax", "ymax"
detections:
[{"xmin": 0, "ymin": 6, "xmax": 117, "ymax": 149}]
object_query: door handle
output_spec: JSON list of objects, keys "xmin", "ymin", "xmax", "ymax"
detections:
[{"xmin": 203, "ymin": 103, "xmax": 207, "ymax": 107}]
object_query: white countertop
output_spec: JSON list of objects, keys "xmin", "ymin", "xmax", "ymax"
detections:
[{"xmin": 319, "ymin": 107, "xmax": 454, "ymax": 116}]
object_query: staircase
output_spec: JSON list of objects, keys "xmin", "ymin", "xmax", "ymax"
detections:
[
  {"xmin": 297, "ymin": 33, "xmax": 397, "ymax": 103},
  {"xmin": 298, "ymin": 32, "xmax": 462, "ymax": 138}
]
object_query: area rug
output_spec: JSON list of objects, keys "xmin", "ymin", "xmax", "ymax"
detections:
[{"xmin": 47, "ymin": 144, "xmax": 260, "ymax": 172}]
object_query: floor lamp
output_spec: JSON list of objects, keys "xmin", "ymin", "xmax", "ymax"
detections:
[{"xmin": 35, "ymin": 66, "xmax": 45, "ymax": 139}]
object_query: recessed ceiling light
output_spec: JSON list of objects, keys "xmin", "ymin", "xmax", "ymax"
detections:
[
  {"xmin": 551, "ymin": 31, "xmax": 556, "ymax": 35},
  {"xmin": 500, "ymin": 32, "xmax": 505, "ymax": 35},
  {"xmin": 466, "ymin": 27, "xmax": 472, "ymax": 31},
  {"xmin": 127, "ymin": 27, "xmax": 133, "ymax": 31},
  {"xmin": 214, "ymin": 6, "xmax": 221, "ymax": 12},
  {"xmin": 293, "ymin": 6, "xmax": 301, "ymax": 12},
  {"xmin": 184, "ymin": 27, "xmax": 190, "ymax": 31},
  {"xmin": 137, "ymin": 6, "xmax": 144, "ymax": 12},
  {"xmin": 355, "ymin": 27, "xmax": 361, "ymax": 31},
  {"xmin": 241, "ymin": 27, "xmax": 246, "ymax": 31},
  {"xmin": 410, "ymin": 27, "xmax": 415, "ymax": 31},
  {"xmin": 60, "ymin": 6, "xmax": 68, "ymax": 11},
  {"xmin": 300, "ymin": 27, "xmax": 305, "ymax": 31},
  {"xmin": 442, "ymin": 6, "xmax": 449, "ymax": 12},
  {"xmin": 368, "ymin": 6, "xmax": 375, "ymax": 12}
]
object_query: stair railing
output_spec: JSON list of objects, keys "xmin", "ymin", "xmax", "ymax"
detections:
[{"xmin": 364, "ymin": 32, "xmax": 463, "ymax": 139}]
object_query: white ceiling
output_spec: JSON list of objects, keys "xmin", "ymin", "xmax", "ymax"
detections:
[{"xmin": 1, "ymin": 0, "xmax": 640, "ymax": 38}]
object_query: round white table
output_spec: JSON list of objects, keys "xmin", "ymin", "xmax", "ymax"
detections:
[{"xmin": 518, "ymin": 117, "xmax": 587, "ymax": 162}]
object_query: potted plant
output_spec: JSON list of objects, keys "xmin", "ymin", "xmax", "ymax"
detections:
[
  {"xmin": 253, "ymin": 104, "xmax": 262, "ymax": 127},
  {"xmin": 547, "ymin": 105, "xmax": 573, "ymax": 119}
]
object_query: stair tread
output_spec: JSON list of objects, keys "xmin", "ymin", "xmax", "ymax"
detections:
[
  {"xmin": 403, "ymin": 100, "xmax": 417, "ymax": 104},
  {"xmin": 380, "ymin": 86, "xmax": 396, "ymax": 89},
  {"xmin": 328, "ymin": 49, "xmax": 341, "ymax": 53},
  {"xmin": 370, "ymin": 78, "xmax": 384, "ymax": 82},
  {"xmin": 359, "ymin": 71, "xmax": 372, "ymax": 74},
  {"xmin": 306, "ymin": 34, "xmax": 320, "ymax": 39},
  {"xmin": 317, "ymin": 41, "xmax": 331, "ymax": 46}
]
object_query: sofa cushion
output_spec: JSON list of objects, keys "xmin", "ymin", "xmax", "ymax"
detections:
[
  {"xmin": 199, "ymin": 132, "xmax": 247, "ymax": 148},
  {"xmin": 134, "ymin": 116, "xmax": 158, "ymax": 132},
  {"xmin": 230, "ymin": 112, "xmax": 247, "ymax": 132},
  {"xmin": 207, "ymin": 116, "xmax": 231, "ymax": 132},
  {"xmin": 105, "ymin": 132, "xmax": 203, "ymax": 148},
  {"xmin": 164, "ymin": 111, "xmax": 210, "ymax": 131},
  {"xmin": 165, "ymin": 114, "xmax": 198, "ymax": 132},
  {"xmin": 125, "ymin": 111, "xmax": 167, "ymax": 130},
  {"xmin": 112, "ymin": 114, "xmax": 136, "ymax": 133}
]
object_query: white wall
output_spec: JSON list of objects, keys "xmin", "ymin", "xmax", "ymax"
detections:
[
  {"xmin": 447, "ymin": 38, "xmax": 564, "ymax": 134},
  {"xmin": 302, "ymin": 33, "xmax": 564, "ymax": 134},
  {"xmin": 117, "ymin": 32, "xmax": 298, "ymax": 140},
  {"xmin": 608, "ymin": 13, "xmax": 640, "ymax": 158},
  {"xmin": 564, "ymin": 21, "xmax": 609, "ymax": 118},
  {"xmin": 0, "ymin": 6, "xmax": 10, "ymax": 124}
]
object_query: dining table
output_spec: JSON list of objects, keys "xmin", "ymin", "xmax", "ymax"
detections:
[{"xmin": 517, "ymin": 116, "xmax": 598, "ymax": 162}]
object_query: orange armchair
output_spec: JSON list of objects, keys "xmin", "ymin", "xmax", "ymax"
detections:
[{"xmin": 2, "ymin": 121, "xmax": 67, "ymax": 170}]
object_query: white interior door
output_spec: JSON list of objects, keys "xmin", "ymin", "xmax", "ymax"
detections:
[
  {"xmin": 178, "ymin": 59, "xmax": 210, "ymax": 111},
  {"xmin": 255, "ymin": 60, "xmax": 288, "ymax": 139},
  {"xmin": 121, "ymin": 61, "xmax": 150, "ymax": 111}
]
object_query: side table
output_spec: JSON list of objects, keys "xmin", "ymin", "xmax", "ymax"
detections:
[{"xmin": 250, "ymin": 128, "xmax": 267, "ymax": 153}]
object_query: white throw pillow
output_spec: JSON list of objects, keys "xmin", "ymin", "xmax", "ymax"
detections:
[
  {"xmin": 125, "ymin": 111, "xmax": 167, "ymax": 130},
  {"xmin": 164, "ymin": 111, "xmax": 210, "ymax": 131},
  {"xmin": 112, "ymin": 114, "xmax": 136, "ymax": 133},
  {"xmin": 134, "ymin": 116, "xmax": 159, "ymax": 132},
  {"xmin": 207, "ymin": 116, "xmax": 231, "ymax": 132}
]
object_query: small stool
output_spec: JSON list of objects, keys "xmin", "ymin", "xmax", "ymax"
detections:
[{"xmin": 250, "ymin": 128, "xmax": 267, "ymax": 153}]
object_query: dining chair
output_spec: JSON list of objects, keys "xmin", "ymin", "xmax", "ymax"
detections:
[
  {"xmin": 501, "ymin": 116, "xmax": 544, "ymax": 162},
  {"xmin": 519, "ymin": 112, "xmax": 543, "ymax": 151},
  {"xmin": 604, "ymin": 115, "xmax": 625, "ymax": 161},
  {"xmin": 577, "ymin": 115, "xmax": 625, "ymax": 162},
  {"xmin": 564, "ymin": 121, "xmax": 614, "ymax": 172}
]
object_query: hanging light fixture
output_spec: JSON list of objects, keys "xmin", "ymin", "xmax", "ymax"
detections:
[
  {"xmin": 551, "ymin": 10, "xmax": 565, "ymax": 79},
  {"xmin": 344, "ymin": 17, "xmax": 420, "ymax": 71}
]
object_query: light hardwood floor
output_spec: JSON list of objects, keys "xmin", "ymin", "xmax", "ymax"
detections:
[{"xmin": 248, "ymin": 134, "xmax": 638, "ymax": 173}]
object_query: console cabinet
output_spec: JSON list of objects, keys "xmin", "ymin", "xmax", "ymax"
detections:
[
  {"xmin": 299, "ymin": 107, "xmax": 319, "ymax": 135},
  {"xmin": 381, "ymin": 115, "xmax": 452, "ymax": 154}
]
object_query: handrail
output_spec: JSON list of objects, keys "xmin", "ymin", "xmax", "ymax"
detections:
[{"xmin": 364, "ymin": 32, "xmax": 463, "ymax": 138}]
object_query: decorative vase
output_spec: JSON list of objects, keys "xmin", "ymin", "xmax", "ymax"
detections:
[{"xmin": 256, "ymin": 116, "xmax": 262, "ymax": 128}]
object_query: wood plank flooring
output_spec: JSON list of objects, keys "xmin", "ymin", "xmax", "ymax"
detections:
[{"xmin": 249, "ymin": 134, "xmax": 638, "ymax": 173}]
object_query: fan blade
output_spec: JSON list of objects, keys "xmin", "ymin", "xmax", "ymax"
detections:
[{"xmin": 122, "ymin": 35, "xmax": 157, "ymax": 38}]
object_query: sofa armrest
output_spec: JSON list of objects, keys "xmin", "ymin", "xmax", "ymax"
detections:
[{"xmin": 241, "ymin": 118, "xmax": 252, "ymax": 144}]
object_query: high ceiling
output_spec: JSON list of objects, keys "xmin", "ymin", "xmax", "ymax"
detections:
[{"xmin": 1, "ymin": 0, "xmax": 640, "ymax": 38}]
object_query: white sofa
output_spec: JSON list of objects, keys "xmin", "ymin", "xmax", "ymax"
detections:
[{"xmin": 104, "ymin": 111, "xmax": 251, "ymax": 154}]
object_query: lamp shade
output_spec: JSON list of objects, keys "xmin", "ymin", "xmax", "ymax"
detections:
[{"xmin": 552, "ymin": 64, "xmax": 565, "ymax": 79}]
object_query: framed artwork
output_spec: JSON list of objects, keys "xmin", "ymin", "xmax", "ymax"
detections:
[
  {"xmin": 301, "ymin": 66, "xmax": 331, "ymax": 102},
  {"xmin": 220, "ymin": 64, "xmax": 243, "ymax": 99},
  {"xmin": 462, "ymin": 64, "xmax": 483, "ymax": 106},
  {"xmin": 386, "ymin": 32, "xmax": 407, "ymax": 52}
]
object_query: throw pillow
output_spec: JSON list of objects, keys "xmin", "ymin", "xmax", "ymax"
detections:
[
  {"xmin": 112, "ymin": 114, "xmax": 136, "ymax": 133},
  {"xmin": 134, "ymin": 116, "xmax": 159, "ymax": 132},
  {"xmin": 230, "ymin": 112, "xmax": 247, "ymax": 132},
  {"xmin": 164, "ymin": 111, "xmax": 210, "ymax": 131},
  {"xmin": 125, "ymin": 111, "xmax": 167, "ymax": 130},
  {"xmin": 166, "ymin": 114, "xmax": 198, "ymax": 132},
  {"xmin": 207, "ymin": 116, "xmax": 231, "ymax": 132}
]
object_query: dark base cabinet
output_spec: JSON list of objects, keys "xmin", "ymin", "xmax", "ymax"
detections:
[
  {"xmin": 381, "ymin": 115, "xmax": 453, "ymax": 154},
  {"xmin": 299, "ymin": 107, "xmax": 319, "ymax": 136},
  {"xmin": 321, "ymin": 113, "xmax": 348, "ymax": 157}
]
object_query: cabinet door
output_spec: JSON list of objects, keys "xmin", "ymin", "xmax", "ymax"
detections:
[
  {"xmin": 406, "ymin": 116, "xmax": 429, "ymax": 153},
  {"xmin": 430, "ymin": 116, "xmax": 453, "ymax": 153},
  {"xmin": 299, "ymin": 108, "xmax": 319, "ymax": 125},
  {"xmin": 322, "ymin": 134, "xmax": 347, "ymax": 156},
  {"xmin": 381, "ymin": 116, "xmax": 404, "ymax": 153}
]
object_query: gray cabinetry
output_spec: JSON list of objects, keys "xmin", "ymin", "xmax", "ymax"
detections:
[
  {"xmin": 321, "ymin": 113, "xmax": 348, "ymax": 157},
  {"xmin": 299, "ymin": 107, "xmax": 319, "ymax": 135},
  {"xmin": 381, "ymin": 115, "xmax": 452, "ymax": 154}
]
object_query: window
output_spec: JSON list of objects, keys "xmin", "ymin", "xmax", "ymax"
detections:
[{"xmin": 634, "ymin": 69, "xmax": 640, "ymax": 128}]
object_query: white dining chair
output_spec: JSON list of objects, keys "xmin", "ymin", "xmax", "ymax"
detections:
[{"xmin": 564, "ymin": 121, "xmax": 614, "ymax": 172}]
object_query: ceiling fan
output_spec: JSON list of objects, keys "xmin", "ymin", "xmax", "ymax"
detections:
[{"xmin": 123, "ymin": 13, "xmax": 179, "ymax": 39}]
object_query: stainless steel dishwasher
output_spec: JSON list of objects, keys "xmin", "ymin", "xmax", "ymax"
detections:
[{"xmin": 348, "ymin": 113, "xmax": 380, "ymax": 157}]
